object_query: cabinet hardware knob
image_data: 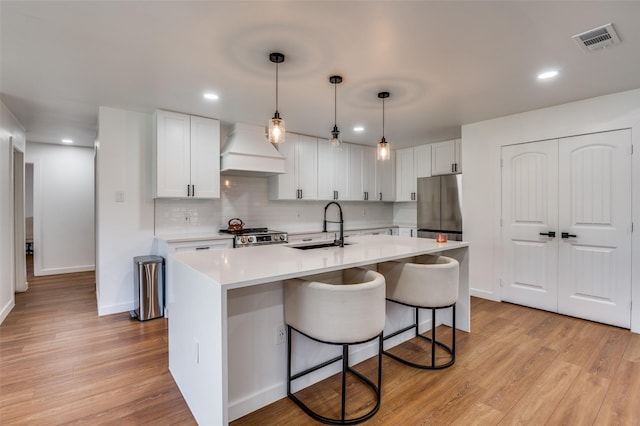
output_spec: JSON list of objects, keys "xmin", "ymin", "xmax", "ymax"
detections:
[
  {"xmin": 539, "ymin": 231, "xmax": 556, "ymax": 237},
  {"xmin": 561, "ymin": 232, "xmax": 577, "ymax": 238}
]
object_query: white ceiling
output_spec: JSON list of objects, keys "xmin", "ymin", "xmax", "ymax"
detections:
[{"xmin": 2, "ymin": 1, "xmax": 640, "ymax": 149}]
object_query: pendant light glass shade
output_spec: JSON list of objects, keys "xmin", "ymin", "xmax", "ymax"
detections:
[
  {"xmin": 329, "ymin": 75, "xmax": 343, "ymax": 150},
  {"xmin": 377, "ymin": 92, "xmax": 391, "ymax": 161},
  {"xmin": 377, "ymin": 137, "xmax": 390, "ymax": 161},
  {"xmin": 268, "ymin": 52, "xmax": 285, "ymax": 144}
]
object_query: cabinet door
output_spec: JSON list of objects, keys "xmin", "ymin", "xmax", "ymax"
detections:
[
  {"xmin": 348, "ymin": 144, "xmax": 364, "ymax": 200},
  {"xmin": 557, "ymin": 130, "xmax": 631, "ymax": 328},
  {"xmin": 362, "ymin": 146, "xmax": 377, "ymax": 201},
  {"xmin": 395, "ymin": 148, "xmax": 416, "ymax": 201},
  {"xmin": 296, "ymin": 135, "xmax": 318, "ymax": 199},
  {"xmin": 317, "ymin": 139, "xmax": 349, "ymax": 200},
  {"xmin": 269, "ymin": 133, "xmax": 297, "ymax": 200},
  {"xmin": 155, "ymin": 111, "xmax": 191, "ymax": 197},
  {"xmin": 376, "ymin": 151, "xmax": 395, "ymax": 201},
  {"xmin": 431, "ymin": 139, "xmax": 459, "ymax": 175},
  {"xmin": 454, "ymin": 139, "xmax": 462, "ymax": 172},
  {"xmin": 190, "ymin": 116, "xmax": 220, "ymax": 199},
  {"xmin": 414, "ymin": 145, "xmax": 432, "ymax": 178}
]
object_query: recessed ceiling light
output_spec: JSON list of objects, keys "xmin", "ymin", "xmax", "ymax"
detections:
[
  {"xmin": 537, "ymin": 70, "xmax": 559, "ymax": 80},
  {"xmin": 203, "ymin": 93, "xmax": 219, "ymax": 100},
  {"xmin": 62, "ymin": 138, "xmax": 73, "ymax": 144},
  {"xmin": 353, "ymin": 126, "xmax": 365, "ymax": 132}
]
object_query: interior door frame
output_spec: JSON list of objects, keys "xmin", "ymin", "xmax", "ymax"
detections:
[{"xmin": 13, "ymin": 141, "xmax": 27, "ymax": 292}]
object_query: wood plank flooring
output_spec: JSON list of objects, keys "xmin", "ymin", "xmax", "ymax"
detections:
[{"xmin": 2, "ymin": 256, "xmax": 640, "ymax": 425}]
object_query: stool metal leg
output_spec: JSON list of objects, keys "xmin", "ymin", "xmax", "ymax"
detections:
[
  {"xmin": 383, "ymin": 300, "xmax": 456, "ymax": 370},
  {"xmin": 287, "ymin": 326, "xmax": 383, "ymax": 425}
]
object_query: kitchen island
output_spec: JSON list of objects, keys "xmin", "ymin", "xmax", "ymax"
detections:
[{"xmin": 168, "ymin": 235, "xmax": 469, "ymax": 425}]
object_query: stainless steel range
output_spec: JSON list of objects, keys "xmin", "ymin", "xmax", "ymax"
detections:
[{"xmin": 220, "ymin": 227, "xmax": 288, "ymax": 248}]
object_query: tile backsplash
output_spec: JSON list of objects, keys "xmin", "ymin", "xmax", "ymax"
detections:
[{"xmin": 154, "ymin": 175, "xmax": 397, "ymax": 235}]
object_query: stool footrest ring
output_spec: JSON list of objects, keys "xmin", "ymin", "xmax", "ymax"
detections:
[
  {"xmin": 382, "ymin": 302, "xmax": 456, "ymax": 370},
  {"xmin": 287, "ymin": 326, "xmax": 382, "ymax": 424}
]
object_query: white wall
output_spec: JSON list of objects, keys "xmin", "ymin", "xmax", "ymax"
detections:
[
  {"xmin": 461, "ymin": 88, "xmax": 640, "ymax": 331},
  {"xmin": 0, "ymin": 101, "xmax": 26, "ymax": 324},
  {"xmin": 26, "ymin": 142, "xmax": 95, "ymax": 275},
  {"xmin": 96, "ymin": 107, "xmax": 155, "ymax": 316}
]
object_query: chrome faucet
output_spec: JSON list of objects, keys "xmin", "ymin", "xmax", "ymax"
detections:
[{"xmin": 322, "ymin": 202, "xmax": 344, "ymax": 247}]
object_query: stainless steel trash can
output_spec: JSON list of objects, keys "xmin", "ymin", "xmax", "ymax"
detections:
[{"xmin": 132, "ymin": 255, "xmax": 164, "ymax": 321}]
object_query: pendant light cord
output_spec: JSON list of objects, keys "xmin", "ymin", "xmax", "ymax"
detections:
[
  {"xmin": 382, "ymin": 97, "xmax": 385, "ymax": 138},
  {"xmin": 275, "ymin": 62, "xmax": 279, "ymax": 112},
  {"xmin": 334, "ymin": 82, "xmax": 337, "ymax": 125}
]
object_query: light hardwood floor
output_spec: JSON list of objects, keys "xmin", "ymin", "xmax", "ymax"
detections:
[{"xmin": 2, "ymin": 257, "xmax": 639, "ymax": 424}]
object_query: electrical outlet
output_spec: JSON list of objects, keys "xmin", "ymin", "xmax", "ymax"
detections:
[{"xmin": 276, "ymin": 325, "xmax": 286, "ymax": 345}]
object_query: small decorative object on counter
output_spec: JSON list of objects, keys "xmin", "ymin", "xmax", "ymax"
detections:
[
  {"xmin": 436, "ymin": 233, "xmax": 448, "ymax": 243},
  {"xmin": 227, "ymin": 218, "xmax": 244, "ymax": 231}
]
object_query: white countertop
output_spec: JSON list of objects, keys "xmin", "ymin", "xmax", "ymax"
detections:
[{"xmin": 171, "ymin": 235, "xmax": 468, "ymax": 290}]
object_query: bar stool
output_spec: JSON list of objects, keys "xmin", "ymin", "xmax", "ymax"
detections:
[
  {"xmin": 284, "ymin": 268, "xmax": 386, "ymax": 425},
  {"xmin": 378, "ymin": 254, "xmax": 459, "ymax": 369}
]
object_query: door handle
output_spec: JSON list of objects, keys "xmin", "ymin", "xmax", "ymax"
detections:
[
  {"xmin": 539, "ymin": 231, "xmax": 556, "ymax": 237},
  {"xmin": 561, "ymin": 232, "xmax": 577, "ymax": 239}
]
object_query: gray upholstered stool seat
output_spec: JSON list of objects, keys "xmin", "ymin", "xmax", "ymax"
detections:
[
  {"xmin": 285, "ymin": 267, "xmax": 386, "ymax": 424},
  {"xmin": 378, "ymin": 254, "xmax": 459, "ymax": 369}
]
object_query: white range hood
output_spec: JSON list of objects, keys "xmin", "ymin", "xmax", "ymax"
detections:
[{"xmin": 220, "ymin": 123, "xmax": 286, "ymax": 176}]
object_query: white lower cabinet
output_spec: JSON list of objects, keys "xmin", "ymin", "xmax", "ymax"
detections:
[
  {"xmin": 287, "ymin": 232, "xmax": 327, "ymax": 244},
  {"xmin": 156, "ymin": 237, "xmax": 233, "ymax": 316},
  {"xmin": 397, "ymin": 227, "xmax": 418, "ymax": 237},
  {"xmin": 360, "ymin": 228, "xmax": 393, "ymax": 236}
]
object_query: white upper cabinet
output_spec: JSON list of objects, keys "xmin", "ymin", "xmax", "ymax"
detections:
[
  {"xmin": 376, "ymin": 150, "xmax": 395, "ymax": 201},
  {"xmin": 431, "ymin": 138, "xmax": 461, "ymax": 175},
  {"xmin": 269, "ymin": 133, "xmax": 318, "ymax": 200},
  {"xmin": 153, "ymin": 110, "xmax": 220, "ymax": 199},
  {"xmin": 317, "ymin": 139, "xmax": 350, "ymax": 200},
  {"xmin": 395, "ymin": 145, "xmax": 431, "ymax": 201},
  {"xmin": 348, "ymin": 144, "xmax": 377, "ymax": 201},
  {"xmin": 396, "ymin": 147, "xmax": 416, "ymax": 201},
  {"xmin": 414, "ymin": 144, "xmax": 432, "ymax": 178}
]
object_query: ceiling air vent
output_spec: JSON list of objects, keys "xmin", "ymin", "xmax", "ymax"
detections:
[{"xmin": 572, "ymin": 23, "xmax": 621, "ymax": 52}]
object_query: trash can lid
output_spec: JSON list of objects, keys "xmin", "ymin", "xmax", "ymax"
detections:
[{"xmin": 134, "ymin": 255, "xmax": 164, "ymax": 264}]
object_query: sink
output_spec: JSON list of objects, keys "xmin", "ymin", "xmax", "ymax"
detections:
[{"xmin": 289, "ymin": 241, "xmax": 352, "ymax": 250}]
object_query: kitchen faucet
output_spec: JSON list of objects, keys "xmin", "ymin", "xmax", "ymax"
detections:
[{"xmin": 322, "ymin": 202, "xmax": 344, "ymax": 247}]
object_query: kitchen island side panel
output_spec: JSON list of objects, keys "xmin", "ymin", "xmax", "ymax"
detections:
[{"xmin": 168, "ymin": 257, "xmax": 226, "ymax": 425}]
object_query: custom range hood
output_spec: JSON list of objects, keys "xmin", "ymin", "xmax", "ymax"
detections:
[{"xmin": 220, "ymin": 123, "xmax": 286, "ymax": 176}]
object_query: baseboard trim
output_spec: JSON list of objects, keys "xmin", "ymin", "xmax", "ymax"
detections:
[
  {"xmin": 0, "ymin": 299, "xmax": 16, "ymax": 325},
  {"xmin": 98, "ymin": 301, "xmax": 135, "ymax": 316},
  {"xmin": 35, "ymin": 264, "xmax": 95, "ymax": 276}
]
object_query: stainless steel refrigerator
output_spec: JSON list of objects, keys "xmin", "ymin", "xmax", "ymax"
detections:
[{"xmin": 417, "ymin": 175, "xmax": 463, "ymax": 241}]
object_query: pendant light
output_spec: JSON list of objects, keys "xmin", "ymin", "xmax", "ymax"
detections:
[
  {"xmin": 377, "ymin": 91, "xmax": 391, "ymax": 161},
  {"xmin": 268, "ymin": 52, "xmax": 285, "ymax": 144},
  {"xmin": 329, "ymin": 75, "xmax": 343, "ymax": 150}
]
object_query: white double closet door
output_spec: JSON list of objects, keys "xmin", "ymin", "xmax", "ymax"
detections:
[{"xmin": 501, "ymin": 129, "xmax": 632, "ymax": 328}]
